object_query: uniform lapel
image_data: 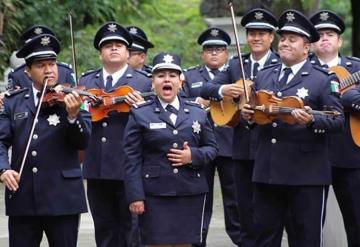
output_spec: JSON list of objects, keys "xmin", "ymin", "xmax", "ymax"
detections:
[
  {"xmin": 175, "ymin": 98, "xmax": 189, "ymax": 128},
  {"xmin": 113, "ymin": 66, "xmax": 133, "ymax": 88},
  {"xmin": 282, "ymin": 60, "xmax": 312, "ymax": 91},
  {"xmin": 155, "ymin": 98, "xmax": 174, "ymax": 127},
  {"xmin": 94, "ymin": 70, "xmax": 105, "ymax": 89},
  {"xmin": 199, "ymin": 66, "xmax": 211, "ymax": 82},
  {"xmin": 25, "ymin": 88, "xmax": 36, "ymax": 114}
]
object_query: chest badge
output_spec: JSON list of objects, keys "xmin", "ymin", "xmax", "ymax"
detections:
[
  {"xmin": 296, "ymin": 87, "xmax": 309, "ymax": 99},
  {"xmin": 47, "ymin": 114, "xmax": 60, "ymax": 126},
  {"xmin": 192, "ymin": 121, "xmax": 201, "ymax": 134}
]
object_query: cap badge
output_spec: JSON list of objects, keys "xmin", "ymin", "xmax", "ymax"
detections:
[
  {"xmin": 129, "ymin": 27, "xmax": 137, "ymax": 34},
  {"xmin": 34, "ymin": 27, "xmax": 43, "ymax": 35},
  {"xmin": 320, "ymin": 12, "xmax": 329, "ymax": 21},
  {"xmin": 286, "ymin": 12, "xmax": 295, "ymax": 22},
  {"xmin": 108, "ymin": 23, "xmax": 117, "ymax": 32},
  {"xmin": 40, "ymin": 36, "xmax": 50, "ymax": 46},
  {"xmin": 210, "ymin": 29, "xmax": 219, "ymax": 37},
  {"xmin": 163, "ymin": 54, "xmax": 174, "ymax": 64},
  {"xmin": 255, "ymin": 12, "xmax": 264, "ymax": 20}
]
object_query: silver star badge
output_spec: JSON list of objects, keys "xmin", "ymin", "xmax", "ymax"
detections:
[
  {"xmin": 34, "ymin": 27, "xmax": 43, "ymax": 35},
  {"xmin": 129, "ymin": 27, "xmax": 137, "ymax": 34},
  {"xmin": 108, "ymin": 23, "xmax": 117, "ymax": 32},
  {"xmin": 210, "ymin": 29, "xmax": 219, "ymax": 37},
  {"xmin": 296, "ymin": 87, "xmax": 309, "ymax": 99},
  {"xmin": 192, "ymin": 121, "xmax": 201, "ymax": 134},
  {"xmin": 163, "ymin": 54, "xmax": 174, "ymax": 64},
  {"xmin": 47, "ymin": 114, "xmax": 60, "ymax": 126},
  {"xmin": 255, "ymin": 12, "xmax": 264, "ymax": 20},
  {"xmin": 40, "ymin": 36, "xmax": 50, "ymax": 46},
  {"xmin": 320, "ymin": 12, "xmax": 329, "ymax": 21},
  {"xmin": 286, "ymin": 12, "xmax": 295, "ymax": 22}
]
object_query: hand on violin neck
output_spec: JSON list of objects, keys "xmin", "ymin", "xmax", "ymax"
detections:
[
  {"xmin": 65, "ymin": 90, "xmax": 82, "ymax": 120},
  {"xmin": 241, "ymin": 104, "xmax": 254, "ymax": 121},
  {"xmin": 221, "ymin": 84, "xmax": 244, "ymax": 98},
  {"xmin": 291, "ymin": 106, "xmax": 314, "ymax": 125},
  {"xmin": 125, "ymin": 90, "xmax": 144, "ymax": 105}
]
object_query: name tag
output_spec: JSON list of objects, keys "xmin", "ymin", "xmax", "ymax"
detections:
[
  {"xmin": 14, "ymin": 112, "xmax": 28, "ymax": 120},
  {"xmin": 191, "ymin": 81, "xmax": 203, "ymax": 88},
  {"xmin": 149, "ymin": 122, "xmax": 166, "ymax": 129}
]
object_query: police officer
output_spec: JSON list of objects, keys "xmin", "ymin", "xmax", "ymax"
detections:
[
  {"xmin": 183, "ymin": 27, "xmax": 242, "ymax": 247},
  {"xmin": 241, "ymin": 10, "xmax": 344, "ymax": 246},
  {"xmin": 0, "ymin": 34, "xmax": 91, "ymax": 247},
  {"xmin": 310, "ymin": 10, "xmax": 360, "ymax": 246},
  {"xmin": 127, "ymin": 25, "xmax": 154, "ymax": 74},
  {"xmin": 79, "ymin": 22, "xmax": 152, "ymax": 247},
  {"xmin": 200, "ymin": 8, "xmax": 279, "ymax": 247},
  {"xmin": 124, "ymin": 52, "xmax": 217, "ymax": 246},
  {"xmin": 8, "ymin": 24, "xmax": 75, "ymax": 89}
]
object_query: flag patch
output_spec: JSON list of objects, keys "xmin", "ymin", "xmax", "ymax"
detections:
[{"xmin": 330, "ymin": 80, "xmax": 340, "ymax": 93}]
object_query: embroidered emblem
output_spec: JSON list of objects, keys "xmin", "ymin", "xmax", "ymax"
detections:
[
  {"xmin": 255, "ymin": 12, "xmax": 264, "ymax": 20},
  {"xmin": 108, "ymin": 23, "xmax": 117, "ymax": 32},
  {"xmin": 34, "ymin": 27, "xmax": 43, "ymax": 35},
  {"xmin": 296, "ymin": 87, "xmax": 309, "ymax": 99},
  {"xmin": 286, "ymin": 12, "xmax": 295, "ymax": 22},
  {"xmin": 40, "ymin": 36, "xmax": 50, "ymax": 46},
  {"xmin": 129, "ymin": 27, "xmax": 137, "ymax": 34},
  {"xmin": 192, "ymin": 121, "xmax": 201, "ymax": 134},
  {"xmin": 47, "ymin": 114, "xmax": 60, "ymax": 126},
  {"xmin": 330, "ymin": 81, "xmax": 340, "ymax": 93},
  {"xmin": 163, "ymin": 54, "xmax": 174, "ymax": 64},
  {"xmin": 319, "ymin": 12, "xmax": 329, "ymax": 21},
  {"xmin": 210, "ymin": 29, "xmax": 219, "ymax": 37}
]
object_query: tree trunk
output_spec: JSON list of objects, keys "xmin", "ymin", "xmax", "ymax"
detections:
[{"xmin": 352, "ymin": 0, "xmax": 360, "ymax": 57}]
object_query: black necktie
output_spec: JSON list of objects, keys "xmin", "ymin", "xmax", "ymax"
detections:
[
  {"xmin": 105, "ymin": 75, "xmax": 113, "ymax": 92},
  {"xmin": 210, "ymin": 69, "xmax": 220, "ymax": 77},
  {"xmin": 166, "ymin": 104, "xmax": 178, "ymax": 115},
  {"xmin": 252, "ymin": 62, "xmax": 259, "ymax": 78},
  {"xmin": 279, "ymin": 67, "xmax": 292, "ymax": 88}
]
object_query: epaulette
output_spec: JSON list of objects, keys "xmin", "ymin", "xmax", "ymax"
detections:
[
  {"xmin": 313, "ymin": 65, "xmax": 335, "ymax": 75},
  {"xmin": 183, "ymin": 65, "xmax": 200, "ymax": 73},
  {"xmin": 58, "ymin": 62, "xmax": 72, "ymax": 69},
  {"xmin": 261, "ymin": 63, "xmax": 279, "ymax": 71},
  {"xmin": 11, "ymin": 64, "xmax": 26, "ymax": 73},
  {"xmin": 132, "ymin": 99, "xmax": 153, "ymax": 109},
  {"xmin": 346, "ymin": 56, "xmax": 360, "ymax": 62},
  {"xmin": 80, "ymin": 69, "xmax": 100, "ymax": 77},
  {"xmin": 4, "ymin": 87, "xmax": 28, "ymax": 97},
  {"xmin": 135, "ymin": 69, "xmax": 152, "ymax": 78},
  {"xmin": 185, "ymin": 100, "xmax": 204, "ymax": 109}
]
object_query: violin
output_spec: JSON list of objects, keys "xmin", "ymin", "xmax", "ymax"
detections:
[
  {"xmin": 88, "ymin": 85, "xmax": 156, "ymax": 122},
  {"xmin": 42, "ymin": 83, "xmax": 99, "ymax": 108},
  {"xmin": 250, "ymin": 90, "xmax": 340, "ymax": 125}
]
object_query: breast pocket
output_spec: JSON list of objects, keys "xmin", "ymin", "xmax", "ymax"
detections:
[{"xmin": 142, "ymin": 166, "xmax": 160, "ymax": 179}]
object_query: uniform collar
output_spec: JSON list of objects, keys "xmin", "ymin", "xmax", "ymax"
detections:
[
  {"xmin": 281, "ymin": 59, "xmax": 307, "ymax": 76},
  {"xmin": 102, "ymin": 64, "xmax": 128, "ymax": 84},
  {"xmin": 205, "ymin": 64, "xmax": 226, "ymax": 79},
  {"xmin": 318, "ymin": 55, "xmax": 340, "ymax": 68},
  {"xmin": 250, "ymin": 50, "xmax": 271, "ymax": 69},
  {"xmin": 157, "ymin": 96, "xmax": 180, "ymax": 111}
]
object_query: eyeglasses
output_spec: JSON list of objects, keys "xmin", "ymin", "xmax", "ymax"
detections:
[{"xmin": 203, "ymin": 47, "xmax": 226, "ymax": 54}]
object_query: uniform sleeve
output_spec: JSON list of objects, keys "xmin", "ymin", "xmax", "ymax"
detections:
[
  {"xmin": 182, "ymin": 74, "xmax": 196, "ymax": 101},
  {"xmin": 0, "ymin": 102, "xmax": 13, "ymax": 170},
  {"xmin": 310, "ymin": 75, "xmax": 344, "ymax": 133},
  {"xmin": 65, "ymin": 109, "xmax": 92, "ymax": 149},
  {"xmin": 123, "ymin": 111, "xmax": 145, "ymax": 203},
  {"xmin": 341, "ymin": 85, "xmax": 360, "ymax": 112},
  {"xmin": 189, "ymin": 114, "xmax": 218, "ymax": 168}
]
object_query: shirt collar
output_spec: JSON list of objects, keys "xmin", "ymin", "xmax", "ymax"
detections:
[
  {"xmin": 32, "ymin": 85, "xmax": 40, "ymax": 105},
  {"xmin": 281, "ymin": 59, "xmax": 307, "ymax": 76},
  {"xmin": 318, "ymin": 55, "xmax": 340, "ymax": 68},
  {"xmin": 250, "ymin": 50, "xmax": 271, "ymax": 69},
  {"xmin": 102, "ymin": 64, "xmax": 128, "ymax": 84},
  {"xmin": 158, "ymin": 96, "xmax": 180, "ymax": 111}
]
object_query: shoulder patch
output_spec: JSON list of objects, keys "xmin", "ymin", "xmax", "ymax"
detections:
[
  {"xmin": 4, "ymin": 87, "xmax": 28, "ymax": 97},
  {"xmin": 185, "ymin": 101, "xmax": 204, "ymax": 109},
  {"xmin": 132, "ymin": 99, "xmax": 153, "ymax": 109}
]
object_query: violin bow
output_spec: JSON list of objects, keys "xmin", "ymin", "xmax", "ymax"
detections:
[
  {"xmin": 69, "ymin": 11, "xmax": 78, "ymax": 86},
  {"xmin": 18, "ymin": 77, "xmax": 50, "ymax": 179},
  {"xmin": 228, "ymin": 1, "xmax": 249, "ymax": 102}
]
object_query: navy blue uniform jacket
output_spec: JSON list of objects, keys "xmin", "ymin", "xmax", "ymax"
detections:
[
  {"xmin": 79, "ymin": 67, "xmax": 152, "ymax": 180},
  {"xmin": 252, "ymin": 61, "xmax": 344, "ymax": 185},
  {"xmin": 310, "ymin": 54, "xmax": 360, "ymax": 168},
  {"xmin": 124, "ymin": 97, "xmax": 218, "ymax": 203},
  {"xmin": 200, "ymin": 51, "xmax": 279, "ymax": 160},
  {"xmin": 0, "ymin": 88, "xmax": 91, "ymax": 216},
  {"xmin": 8, "ymin": 62, "xmax": 75, "ymax": 88}
]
